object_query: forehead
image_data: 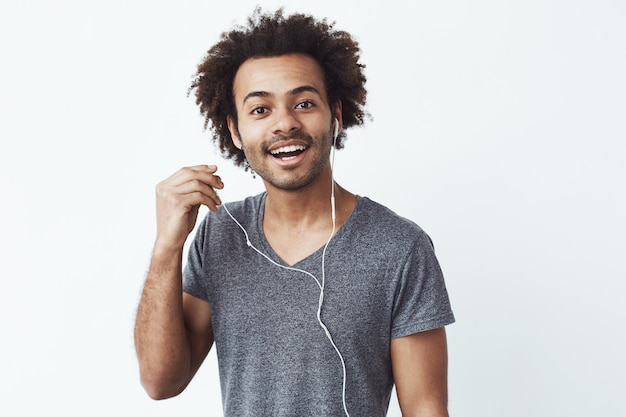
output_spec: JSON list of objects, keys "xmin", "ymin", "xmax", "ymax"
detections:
[{"xmin": 232, "ymin": 53, "xmax": 328, "ymax": 103}]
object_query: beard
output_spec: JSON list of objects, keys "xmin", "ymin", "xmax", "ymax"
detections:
[{"xmin": 241, "ymin": 121, "xmax": 334, "ymax": 191}]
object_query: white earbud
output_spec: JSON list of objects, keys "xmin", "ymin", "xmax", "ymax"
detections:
[{"xmin": 333, "ymin": 118, "xmax": 339, "ymax": 140}]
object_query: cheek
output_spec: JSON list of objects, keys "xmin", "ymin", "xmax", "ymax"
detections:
[{"xmin": 234, "ymin": 119, "xmax": 256, "ymax": 139}]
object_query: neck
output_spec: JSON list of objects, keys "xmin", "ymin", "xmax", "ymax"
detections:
[
  {"xmin": 262, "ymin": 166, "xmax": 354, "ymax": 231},
  {"xmin": 259, "ymin": 165, "xmax": 356, "ymax": 266}
]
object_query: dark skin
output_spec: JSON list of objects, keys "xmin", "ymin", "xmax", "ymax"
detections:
[{"xmin": 134, "ymin": 53, "xmax": 449, "ymax": 416}]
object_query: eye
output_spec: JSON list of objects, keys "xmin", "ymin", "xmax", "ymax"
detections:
[
  {"xmin": 295, "ymin": 100, "xmax": 315, "ymax": 110},
  {"xmin": 251, "ymin": 106, "xmax": 268, "ymax": 115}
]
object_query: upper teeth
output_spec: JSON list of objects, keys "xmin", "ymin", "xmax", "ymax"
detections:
[{"xmin": 270, "ymin": 145, "xmax": 306, "ymax": 155}]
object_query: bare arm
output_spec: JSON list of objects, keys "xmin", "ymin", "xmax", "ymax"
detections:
[
  {"xmin": 134, "ymin": 165, "xmax": 223, "ymax": 399},
  {"xmin": 391, "ymin": 327, "xmax": 450, "ymax": 417}
]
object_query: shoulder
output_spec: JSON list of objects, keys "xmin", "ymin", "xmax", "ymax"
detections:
[
  {"xmin": 199, "ymin": 192, "xmax": 265, "ymax": 227},
  {"xmin": 337, "ymin": 196, "xmax": 438, "ymax": 265},
  {"xmin": 193, "ymin": 192, "xmax": 265, "ymax": 245},
  {"xmin": 220, "ymin": 192, "xmax": 265, "ymax": 218},
  {"xmin": 352, "ymin": 196, "xmax": 431, "ymax": 244}
]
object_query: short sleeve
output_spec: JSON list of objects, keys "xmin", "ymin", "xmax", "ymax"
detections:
[{"xmin": 390, "ymin": 232, "xmax": 455, "ymax": 338}]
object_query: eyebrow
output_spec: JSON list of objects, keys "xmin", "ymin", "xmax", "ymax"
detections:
[{"xmin": 242, "ymin": 85, "xmax": 322, "ymax": 104}]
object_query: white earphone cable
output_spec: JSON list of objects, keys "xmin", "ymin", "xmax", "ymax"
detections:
[{"xmin": 218, "ymin": 119, "xmax": 350, "ymax": 416}]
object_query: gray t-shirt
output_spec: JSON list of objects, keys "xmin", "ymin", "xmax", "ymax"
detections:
[{"xmin": 183, "ymin": 193, "xmax": 454, "ymax": 416}]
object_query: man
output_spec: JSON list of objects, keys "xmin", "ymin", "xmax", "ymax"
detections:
[{"xmin": 135, "ymin": 9, "xmax": 454, "ymax": 417}]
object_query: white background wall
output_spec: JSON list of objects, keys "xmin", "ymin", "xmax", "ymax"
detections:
[{"xmin": 1, "ymin": 1, "xmax": 624, "ymax": 416}]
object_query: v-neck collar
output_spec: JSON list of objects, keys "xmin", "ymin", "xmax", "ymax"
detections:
[{"xmin": 253, "ymin": 192, "xmax": 361, "ymax": 267}]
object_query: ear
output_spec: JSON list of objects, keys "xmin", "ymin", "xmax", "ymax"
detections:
[
  {"xmin": 227, "ymin": 115, "xmax": 243, "ymax": 150},
  {"xmin": 333, "ymin": 101, "xmax": 343, "ymax": 135}
]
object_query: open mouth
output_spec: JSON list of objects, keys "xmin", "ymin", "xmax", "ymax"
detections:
[{"xmin": 269, "ymin": 144, "xmax": 307, "ymax": 160}]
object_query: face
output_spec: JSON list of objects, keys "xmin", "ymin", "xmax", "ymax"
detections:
[{"xmin": 228, "ymin": 53, "xmax": 341, "ymax": 191}]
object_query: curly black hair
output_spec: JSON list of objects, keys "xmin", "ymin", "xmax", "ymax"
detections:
[{"xmin": 189, "ymin": 8, "xmax": 369, "ymax": 168}]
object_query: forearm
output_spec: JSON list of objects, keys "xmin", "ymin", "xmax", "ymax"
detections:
[{"xmin": 134, "ymin": 245, "xmax": 191, "ymax": 399}]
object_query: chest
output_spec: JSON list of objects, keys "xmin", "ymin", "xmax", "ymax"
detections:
[
  {"xmin": 209, "ymin": 251, "xmax": 398, "ymax": 349},
  {"xmin": 264, "ymin": 226, "xmax": 335, "ymax": 266}
]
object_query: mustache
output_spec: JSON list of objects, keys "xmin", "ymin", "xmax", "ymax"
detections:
[{"xmin": 263, "ymin": 131, "xmax": 314, "ymax": 150}]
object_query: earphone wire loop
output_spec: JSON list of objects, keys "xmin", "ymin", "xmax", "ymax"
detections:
[{"xmin": 218, "ymin": 119, "xmax": 350, "ymax": 416}]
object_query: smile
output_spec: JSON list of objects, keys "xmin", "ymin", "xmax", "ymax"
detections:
[{"xmin": 269, "ymin": 144, "xmax": 307, "ymax": 160}]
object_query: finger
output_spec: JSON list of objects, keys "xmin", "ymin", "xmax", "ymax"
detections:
[
  {"xmin": 174, "ymin": 179, "xmax": 223, "ymax": 207},
  {"xmin": 187, "ymin": 164, "xmax": 218, "ymax": 173},
  {"xmin": 178, "ymin": 191, "xmax": 222, "ymax": 212},
  {"xmin": 157, "ymin": 179, "xmax": 222, "ymax": 210},
  {"xmin": 167, "ymin": 165, "xmax": 224, "ymax": 189}
]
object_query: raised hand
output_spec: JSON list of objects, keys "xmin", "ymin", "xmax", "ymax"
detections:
[{"xmin": 154, "ymin": 165, "xmax": 224, "ymax": 251}]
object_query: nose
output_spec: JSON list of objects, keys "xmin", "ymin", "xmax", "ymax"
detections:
[{"xmin": 272, "ymin": 107, "xmax": 301, "ymax": 137}]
